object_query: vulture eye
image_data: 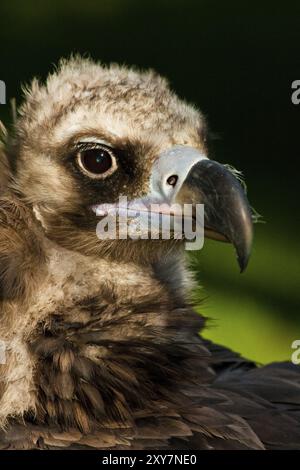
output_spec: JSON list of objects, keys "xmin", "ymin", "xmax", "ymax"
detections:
[{"xmin": 77, "ymin": 146, "xmax": 117, "ymax": 179}]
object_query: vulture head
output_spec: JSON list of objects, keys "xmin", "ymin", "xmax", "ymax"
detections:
[{"xmin": 8, "ymin": 58, "xmax": 252, "ymax": 270}]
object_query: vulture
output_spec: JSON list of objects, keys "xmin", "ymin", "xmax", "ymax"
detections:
[{"xmin": 0, "ymin": 57, "xmax": 299, "ymax": 450}]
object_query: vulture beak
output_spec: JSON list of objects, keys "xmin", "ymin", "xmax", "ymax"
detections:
[
  {"xmin": 150, "ymin": 146, "xmax": 253, "ymax": 272},
  {"xmin": 93, "ymin": 145, "xmax": 253, "ymax": 272}
]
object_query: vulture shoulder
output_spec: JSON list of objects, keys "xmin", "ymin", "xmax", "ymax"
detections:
[
  {"xmin": 205, "ymin": 340, "xmax": 300, "ymax": 449},
  {"xmin": 2, "ymin": 337, "xmax": 300, "ymax": 450}
]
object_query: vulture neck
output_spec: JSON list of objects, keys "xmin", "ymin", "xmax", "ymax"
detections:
[{"xmin": 6, "ymin": 247, "xmax": 209, "ymax": 432}]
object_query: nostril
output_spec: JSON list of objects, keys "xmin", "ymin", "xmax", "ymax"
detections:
[{"xmin": 167, "ymin": 175, "xmax": 178, "ymax": 187}]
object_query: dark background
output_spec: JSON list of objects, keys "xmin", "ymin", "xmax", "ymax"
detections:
[{"xmin": 0, "ymin": 0, "xmax": 299, "ymax": 362}]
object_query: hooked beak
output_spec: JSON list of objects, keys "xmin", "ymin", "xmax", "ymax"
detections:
[
  {"xmin": 93, "ymin": 145, "xmax": 253, "ymax": 272},
  {"xmin": 175, "ymin": 158, "xmax": 252, "ymax": 272},
  {"xmin": 150, "ymin": 145, "xmax": 253, "ymax": 272}
]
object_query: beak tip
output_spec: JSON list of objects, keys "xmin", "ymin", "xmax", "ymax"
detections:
[
  {"xmin": 237, "ymin": 236, "xmax": 252, "ymax": 273},
  {"xmin": 238, "ymin": 256, "xmax": 248, "ymax": 274}
]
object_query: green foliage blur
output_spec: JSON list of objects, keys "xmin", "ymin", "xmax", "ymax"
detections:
[{"xmin": 0, "ymin": 0, "xmax": 299, "ymax": 363}]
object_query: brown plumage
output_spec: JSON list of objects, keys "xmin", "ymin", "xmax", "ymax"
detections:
[{"xmin": 0, "ymin": 57, "xmax": 299, "ymax": 450}]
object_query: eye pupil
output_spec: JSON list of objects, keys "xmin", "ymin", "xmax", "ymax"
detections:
[{"xmin": 79, "ymin": 148, "xmax": 114, "ymax": 176}]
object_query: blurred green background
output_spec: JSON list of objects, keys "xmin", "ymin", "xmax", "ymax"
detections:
[{"xmin": 0, "ymin": 0, "xmax": 299, "ymax": 363}]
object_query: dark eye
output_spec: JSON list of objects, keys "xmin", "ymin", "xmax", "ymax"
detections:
[{"xmin": 77, "ymin": 147, "xmax": 117, "ymax": 178}]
